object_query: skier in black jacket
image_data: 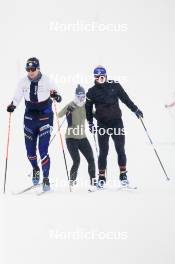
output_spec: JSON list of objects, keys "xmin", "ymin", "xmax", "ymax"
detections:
[{"xmin": 85, "ymin": 65, "xmax": 143, "ymax": 188}]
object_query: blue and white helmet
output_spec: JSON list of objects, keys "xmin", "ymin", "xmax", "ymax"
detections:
[
  {"xmin": 26, "ymin": 57, "xmax": 40, "ymax": 70},
  {"xmin": 93, "ymin": 65, "xmax": 107, "ymax": 77}
]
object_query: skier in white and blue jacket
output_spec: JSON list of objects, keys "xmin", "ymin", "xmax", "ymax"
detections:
[{"xmin": 7, "ymin": 57, "xmax": 62, "ymax": 191}]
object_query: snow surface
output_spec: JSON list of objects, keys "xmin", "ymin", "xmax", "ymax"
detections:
[{"xmin": 0, "ymin": 0, "xmax": 175, "ymax": 263}]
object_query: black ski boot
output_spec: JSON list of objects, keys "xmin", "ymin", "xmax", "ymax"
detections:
[
  {"xmin": 120, "ymin": 171, "xmax": 129, "ymax": 187},
  {"xmin": 32, "ymin": 166, "xmax": 40, "ymax": 186},
  {"xmin": 69, "ymin": 179, "xmax": 77, "ymax": 187},
  {"xmin": 88, "ymin": 178, "xmax": 97, "ymax": 192},
  {"xmin": 97, "ymin": 170, "xmax": 106, "ymax": 189},
  {"xmin": 69, "ymin": 171, "xmax": 77, "ymax": 187},
  {"xmin": 43, "ymin": 178, "xmax": 50, "ymax": 192}
]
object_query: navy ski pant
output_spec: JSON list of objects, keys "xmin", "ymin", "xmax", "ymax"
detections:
[{"xmin": 24, "ymin": 112, "xmax": 53, "ymax": 178}]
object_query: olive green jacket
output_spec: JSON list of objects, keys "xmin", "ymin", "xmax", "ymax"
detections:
[{"xmin": 58, "ymin": 101, "xmax": 87, "ymax": 139}]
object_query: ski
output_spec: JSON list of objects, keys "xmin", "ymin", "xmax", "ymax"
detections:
[
  {"xmin": 36, "ymin": 182, "xmax": 56, "ymax": 195},
  {"xmin": 13, "ymin": 183, "xmax": 42, "ymax": 195},
  {"xmin": 36, "ymin": 189, "xmax": 54, "ymax": 196},
  {"xmin": 116, "ymin": 185, "xmax": 138, "ymax": 191},
  {"xmin": 96, "ymin": 187, "xmax": 106, "ymax": 191},
  {"xmin": 88, "ymin": 187, "xmax": 98, "ymax": 192}
]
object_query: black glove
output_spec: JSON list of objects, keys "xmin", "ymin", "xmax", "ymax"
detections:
[
  {"xmin": 7, "ymin": 103, "xmax": 16, "ymax": 112},
  {"xmin": 135, "ymin": 109, "xmax": 143, "ymax": 119},
  {"xmin": 89, "ymin": 121, "xmax": 97, "ymax": 134},
  {"xmin": 67, "ymin": 105, "xmax": 76, "ymax": 113},
  {"xmin": 50, "ymin": 91, "xmax": 62, "ymax": 103}
]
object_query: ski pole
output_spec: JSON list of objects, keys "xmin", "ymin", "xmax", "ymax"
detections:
[
  {"xmin": 93, "ymin": 131, "xmax": 108, "ymax": 178},
  {"xmin": 139, "ymin": 117, "xmax": 170, "ymax": 181},
  {"xmin": 53, "ymin": 100, "xmax": 71, "ymax": 192},
  {"xmin": 27, "ymin": 115, "xmax": 67, "ymax": 177},
  {"xmin": 49, "ymin": 115, "xmax": 68, "ymax": 147},
  {"xmin": 4, "ymin": 113, "xmax": 12, "ymax": 194}
]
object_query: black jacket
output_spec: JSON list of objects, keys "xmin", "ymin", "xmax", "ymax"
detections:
[{"xmin": 85, "ymin": 80, "xmax": 138, "ymax": 124}]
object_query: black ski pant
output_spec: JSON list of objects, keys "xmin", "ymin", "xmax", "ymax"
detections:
[
  {"xmin": 97, "ymin": 119, "xmax": 126, "ymax": 171},
  {"xmin": 66, "ymin": 138, "xmax": 96, "ymax": 184}
]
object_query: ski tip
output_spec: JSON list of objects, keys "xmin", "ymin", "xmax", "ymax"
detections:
[
  {"xmin": 117, "ymin": 185, "xmax": 138, "ymax": 191},
  {"xmin": 127, "ymin": 186, "xmax": 138, "ymax": 190}
]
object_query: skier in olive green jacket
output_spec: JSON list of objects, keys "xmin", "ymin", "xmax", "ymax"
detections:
[{"xmin": 58, "ymin": 85, "xmax": 96, "ymax": 191}]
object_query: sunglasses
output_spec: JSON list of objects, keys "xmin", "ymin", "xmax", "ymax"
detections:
[
  {"xmin": 26, "ymin": 67, "xmax": 37, "ymax": 72},
  {"xmin": 76, "ymin": 94, "xmax": 85, "ymax": 100},
  {"xmin": 77, "ymin": 95, "xmax": 85, "ymax": 99},
  {"xmin": 94, "ymin": 74, "xmax": 106, "ymax": 79}
]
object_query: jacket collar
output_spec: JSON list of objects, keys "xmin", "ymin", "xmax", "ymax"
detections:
[{"xmin": 28, "ymin": 72, "xmax": 42, "ymax": 83}]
